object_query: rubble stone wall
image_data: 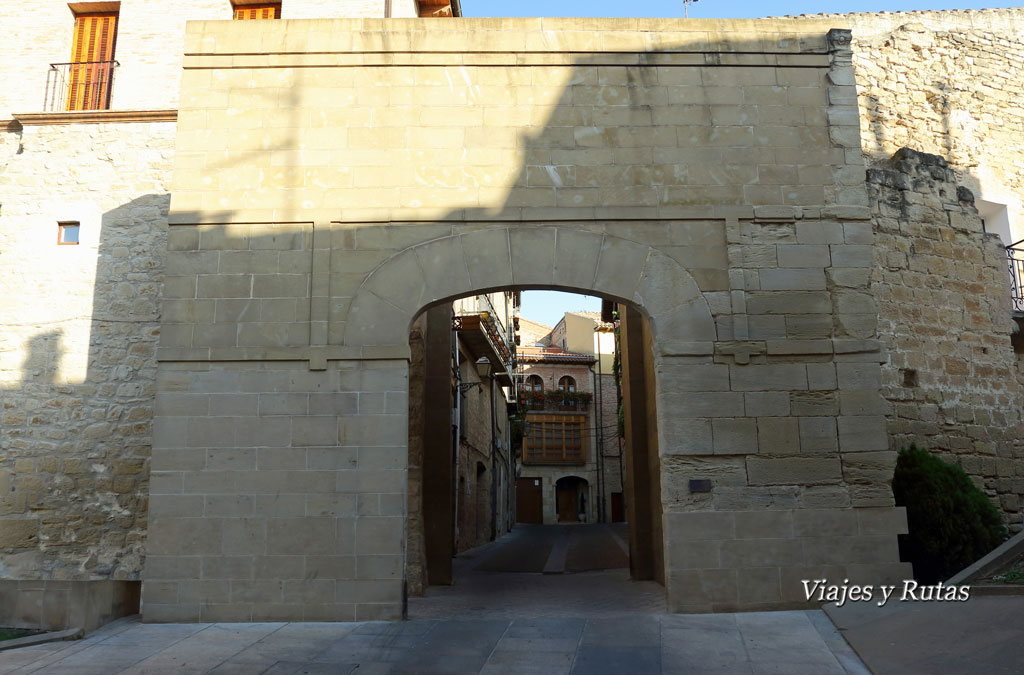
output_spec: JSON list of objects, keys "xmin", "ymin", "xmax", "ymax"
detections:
[
  {"xmin": 0, "ymin": 121, "xmax": 173, "ymax": 579},
  {"xmin": 867, "ymin": 148, "xmax": 1024, "ymax": 531},
  {"xmin": 771, "ymin": 9, "xmax": 1024, "ymax": 244}
]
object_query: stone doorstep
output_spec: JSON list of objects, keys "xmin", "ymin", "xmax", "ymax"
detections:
[{"xmin": 0, "ymin": 627, "xmax": 83, "ymax": 652}]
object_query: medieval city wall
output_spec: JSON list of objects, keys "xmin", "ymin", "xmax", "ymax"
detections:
[
  {"xmin": 867, "ymin": 149, "xmax": 1024, "ymax": 531},
  {"xmin": 147, "ymin": 16, "xmax": 913, "ymax": 618},
  {"xmin": 2, "ymin": 7, "xmax": 1023, "ymax": 614},
  {"xmin": 0, "ymin": 120, "xmax": 174, "ymax": 579},
  {"xmin": 770, "ymin": 9, "xmax": 1024, "ymax": 529},
  {"xmin": 0, "ymin": 0, "xmax": 441, "ymax": 587}
]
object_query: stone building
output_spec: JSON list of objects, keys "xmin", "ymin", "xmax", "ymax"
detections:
[
  {"xmin": 516, "ymin": 344, "xmax": 599, "ymax": 524},
  {"xmin": 516, "ymin": 311, "xmax": 624, "ymax": 524},
  {"xmin": 2, "ymin": 4, "xmax": 1024, "ymax": 624}
]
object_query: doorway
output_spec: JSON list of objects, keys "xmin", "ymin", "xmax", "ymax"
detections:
[
  {"xmin": 516, "ymin": 477, "xmax": 543, "ymax": 524},
  {"xmin": 555, "ymin": 476, "xmax": 589, "ymax": 523}
]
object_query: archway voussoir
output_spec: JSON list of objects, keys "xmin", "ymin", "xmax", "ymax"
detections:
[
  {"xmin": 552, "ymin": 228, "xmax": 603, "ymax": 291},
  {"xmin": 362, "ymin": 249, "xmax": 426, "ymax": 316},
  {"xmin": 413, "ymin": 236, "xmax": 472, "ymax": 303},
  {"xmin": 343, "ymin": 290, "xmax": 413, "ymax": 348},
  {"xmin": 509, "ymin": 227, "xmax": 556, "ymax": 287},
  {"xmin": 633, "ymin": 249, "xmax": 703, "ymax": 316},
  {"xmin": 461, "ymin": 228, "xmax": 513, "ymax": 290},
  {"xmin": 590, "ymin": 235, "xmax": 649, "ymax": 299},
  {"xmin": 651, "ymin": 300, "xmax": 719, "ymax": 343}
]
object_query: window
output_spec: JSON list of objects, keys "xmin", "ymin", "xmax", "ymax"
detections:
[
  {"xmin": 58, "ymin": 222, "xmax": 80, "ymax": 245},
  {"xmin": 67, "ymin": 10, "xmax": 118, "ymax": 111},
  {"xmin": 558, "ymin": 376, "xmax": 576, "ymax": 393},
  {"xmin": 233, "ymin": 2, "xmax": 281, "ymax": 19},
  {"xmin": 523, "ymin": 415, "xmax": 584, "ymax": 464},
  {"xmin": 523, "ymin": 374, "xmax": 544, "ymax": 410}
]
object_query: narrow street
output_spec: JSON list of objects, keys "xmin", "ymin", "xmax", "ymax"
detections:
[{"xmin": 409, "ymin": 523, "xmax": 665, "ymax": 619}]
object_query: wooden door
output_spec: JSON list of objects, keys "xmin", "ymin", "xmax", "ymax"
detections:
[
  {"xmin": 68, "ymin": 12, "xmax": 118, "ymax": 111},
  {"xmin": 611, "ymin": 492, "xmax": 625, "ymax": 522},
  {"xmin": 556, "ymin": 483, "xmax": 574, "ymax": 522},
  {"xmin": 516, "ymin": 478, "xmax": 543, "ymax": 524}
]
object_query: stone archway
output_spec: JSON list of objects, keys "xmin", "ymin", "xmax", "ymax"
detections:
[
  {"xmin": 342, "ymin": 226, "xmax": 717, "ymax": 352},
  {"xmin": 389, "ymin": 227, "xmax": 711, "ymax": 596}
]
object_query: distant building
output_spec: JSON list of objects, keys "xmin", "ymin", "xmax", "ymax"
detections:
[{"xmin": 514, "ymin": 311, "xmax": 623, "ymax": 525}]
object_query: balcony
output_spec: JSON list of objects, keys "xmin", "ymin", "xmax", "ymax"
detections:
[
  {"xmin": 45, "ymin": 61, "xmax": 118, "ymax": 112},
  {"xmin": 453, "ymin": 301, "xmax": 516, "ymax": 387},
  {"xmin": 1009, "ymin": 242, "xmax": 1024, "ymax": 314}
]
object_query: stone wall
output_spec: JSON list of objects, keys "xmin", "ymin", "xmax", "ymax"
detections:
[
  {"xmin": 596, "ymin": 372, "xmax": 623, "ymax": 519},
  {"xmin": 455, "ymin": 342, "xmax": 499, "ymax": 551},
  {"xmin": 867, "ymin": 148, "xmax": 1024, "ymax": 531},
  {"xmin": 146, "ymin": 359, "xmax": 409, "ymax": 622},
  {"xmin": 405, "ymin": 314, "xmax": 426, "ymax": 596},
  {"xmin": 770, "ymin": 9, "xmax": 1024, "ymax": 243},
  {"xmin": 0, "ymin": 120, "xmax": 173, "ymax": 579},
  {"xmin": 148, "ymin": 17, "xmax": 915, "ymax": 617}
]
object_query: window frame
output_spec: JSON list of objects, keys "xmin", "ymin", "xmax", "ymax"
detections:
[
  {"xmin": 523, "ymin": 414, "xmax": 586, "ymax": 465},
  {"xmin": 232, "ymin": 2, "xmax": 282, "ymax": 19},
  {"xmin": 58, "ymin": 221, "xmax": 81, "ymax": 245}
]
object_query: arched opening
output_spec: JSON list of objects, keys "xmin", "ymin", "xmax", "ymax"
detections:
[
  {"xmin": 405, "ymin": 283, "xmax": 677, "ymax": 614},
  {"xmin": 555, "ymin": 475, "xmax": 589, "ymax": 523},
  {"xmin": 348, "ymin": 224, "xmax": 716, "ymax": 613}
]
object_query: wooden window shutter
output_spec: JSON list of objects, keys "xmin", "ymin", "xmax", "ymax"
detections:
[
  {"xmin": 233, "ymin": 3, "xmax": 281, "ymax": 20},
  {"xmin": 67, "ymin": 12, "xmax": 118, "ymax": 111}
]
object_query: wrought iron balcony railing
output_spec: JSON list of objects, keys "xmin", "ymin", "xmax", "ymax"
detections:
[
  {"xmin": 1008, "ymin": 241, "xmax": 1024, "ymax": 314},
  {"xmin": 45, "ymin": 61, "xmax": 119, "ymax": 112}
]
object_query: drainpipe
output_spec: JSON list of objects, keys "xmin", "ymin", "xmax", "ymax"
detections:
[
  {"xmin": 596, "ymin": 346, "xmax": 606, "ymax": 524},
  {"xmin": 489, "ymin": 374, "xmax": 498, "ymax": 541},
  {"xmin": 384, "ymin": 0, "xmax": 392, "ymax": 18},
  {"xmin": 453, "ymin": 341, "xmax": 460, "ymax": 551},
  {"xmin": 590, "ymin": 363, "xmax": 603, "ymax": 524}
]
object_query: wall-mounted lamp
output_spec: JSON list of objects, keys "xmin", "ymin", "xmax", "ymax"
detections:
[
  {"xmin": 457, "ymin": 358, "xmax": 494, "ymax": 393},
  {"xmin": 475, "ymin": 357, "xmax": 492, "ymax": 379}
]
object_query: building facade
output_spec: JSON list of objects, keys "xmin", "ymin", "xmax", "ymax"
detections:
[
  {"xmin": 1, "ymin": 5, "xmax": 1023, "ymax": 622},
  {"xmin": 516, "ymin": 345, "xmax": 598, "ymax": 525},
  {"xmin": 515, "ymin": 311, "xmax": 624, "ymax": 525}
]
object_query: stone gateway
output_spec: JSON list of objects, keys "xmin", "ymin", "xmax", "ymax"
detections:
[{"xmin": 3, "ymin": 6, "xmax": 1023, "ymax": 625}]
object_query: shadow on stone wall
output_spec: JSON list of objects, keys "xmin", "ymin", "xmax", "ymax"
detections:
[{"xmin": 0, "ymin": 193, "xmax": 167, "ymax": 580}]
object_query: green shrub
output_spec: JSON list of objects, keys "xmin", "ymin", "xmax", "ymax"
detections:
[{"xmin": 892, "ymin": 444, "xmax": 1007, "ymax": 583}]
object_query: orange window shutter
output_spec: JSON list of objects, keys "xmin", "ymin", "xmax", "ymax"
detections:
[
  {"xmin": 67, "ymin": 12, "xmax": 118, "ymax": 111},
  {"xmin": 233, "ymin": 3, "xmax": 281, "ymax": 20}
]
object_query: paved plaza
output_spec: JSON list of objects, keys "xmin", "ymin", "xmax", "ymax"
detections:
[
  {"xmin": 0, "ymin": 525, "xmax": 870, "ymax": 674},
  {"xmin": 0, "ymin": 611, "xmax": 869, "ymax": 675}
]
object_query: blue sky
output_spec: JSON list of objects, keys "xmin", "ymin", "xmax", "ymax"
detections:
[
  {"xmin": 461, "ymin": 0, "xmax": 1016, "ymax": 18},
  {"xmin": 520, "ymin": 291, "xmax": 601, "ymax": 328}
]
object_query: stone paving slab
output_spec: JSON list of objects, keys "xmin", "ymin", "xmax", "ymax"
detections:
[
  {"xmin": 0, "ymin": 611, "xmax": 868, "ymax": 675},
  {"xmin": 0, "ymin": 526, "xmax": 871, "ymax": 674},
  {"xmin": 824, "ymin": 595, "xmax": 1024, "ymax": 674}
]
